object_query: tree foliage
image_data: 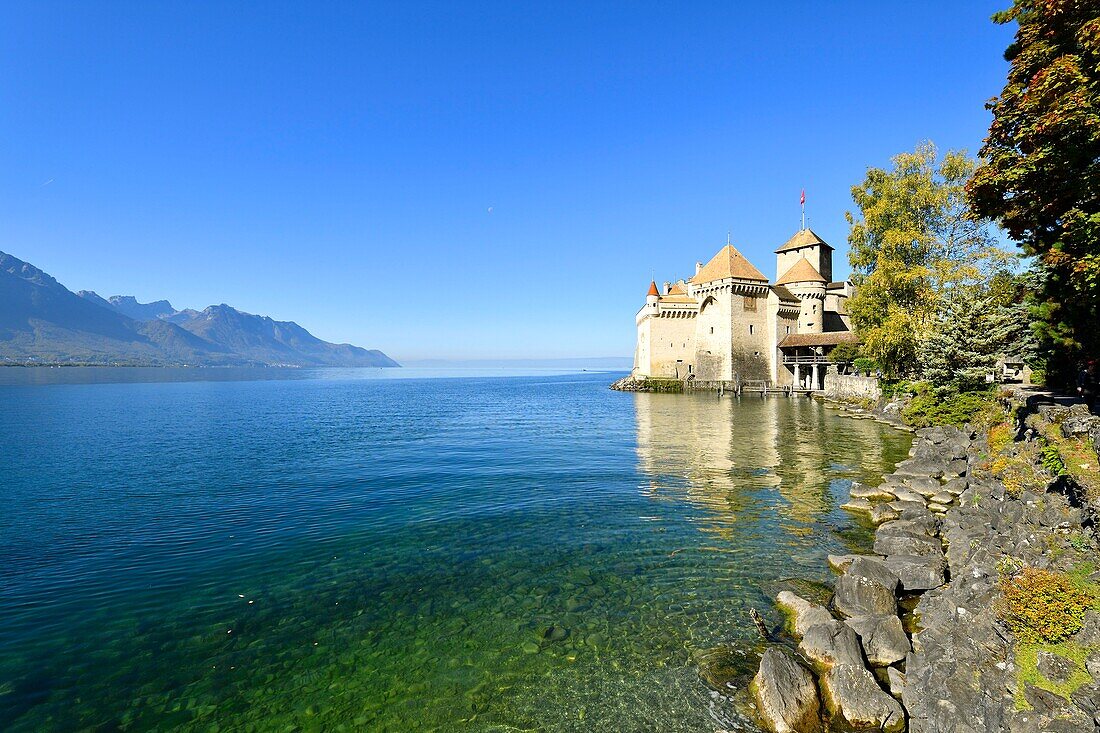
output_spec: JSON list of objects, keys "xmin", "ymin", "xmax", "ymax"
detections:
[
  {"xmin": 918, "ymin": 283, "xmax": 1032, "ymax": 393},
  {"xmin": 967, "ymin": 0, "xmax": 1100, "ymax": 380},
  {"xmin": 845, "ymin": 143, "xmax": 1008, "ymax": 378}
]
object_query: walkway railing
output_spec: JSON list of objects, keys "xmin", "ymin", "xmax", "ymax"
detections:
[{"xmin": 782, "ymin": 355, "xmax": 831, "ymax": 364}]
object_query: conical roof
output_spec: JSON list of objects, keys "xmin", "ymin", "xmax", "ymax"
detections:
[
  {"xmin": 776, "ymin": 256, "xmax": 827, "ymax": 285},
  {"xmin": 690, "ymin": 244, "xmax": 768, "ymax": 284},
  {"xmin": 647, "ymin": 280, "xmax": 660, "ymax": 296},
  {"xmin": 775, "ymin": 228, "xmax": 833, "ymax": 254}
]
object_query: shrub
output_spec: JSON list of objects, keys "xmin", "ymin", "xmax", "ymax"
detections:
[
  {"xmin": 901, "ymin": 389, "xmax": 993, "ymax": 428},
  {"xmin": 997, "ymin": 567, "xmax": 1092, "ymax": 643},
  {"xmin": 852, "ymin": 357, "xmax": 878, "ymax": 375},
  {"xmin": 988, "ymin": 422, "xmax": 1014, "ymax": 456}
]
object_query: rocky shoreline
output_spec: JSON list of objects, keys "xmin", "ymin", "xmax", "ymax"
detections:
[{"xmin": 748, "ymin": 398, "xmax": 1100, "ymax": 732}]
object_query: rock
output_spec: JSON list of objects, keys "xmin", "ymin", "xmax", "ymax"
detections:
[
  {"xmin": 944, "ymin": 459, "xmax": 968, "ymax": 477},
  {"xmin": 896, "ymin": 460, "xmax": 946, "ymax": 479},
  {"xmin": 1087, "ymin": 650, "xmax": 1100, "ymax": 679},
  {"xmin": 822, "ymin": 663, "xmax": 907, "ymax": 733},
  {"xmin": 695, "ymin": 644, "xmax": 758, "ymax": 689},
  {"xmin": 874, "ymin": 530, "xmax": 942, "ymax": 558},
  {"xmin": 1059, "ymin": 405, "xmax": 1100, "ymax": 439},
  {"xmin": 887, "ymin": 666, "xmax": 906, "ymax": 699},
  {"xmin": 776, "ymin": 591, "xmax": 835, "ymax": 638},
  {"xmin": 906, "ymin": 477, "xmax": 942, "ymax": 497},
  {"xmin": 887, "ymin": 500, "xmax": 931, "ymax": 519},
  {"xmin": 892, "ymin": 488, "xmax": 926, "ymax": 504},
  {"xmin": 1071, "ymin": 681, "xmax": 1100, "ymax": 723},
  {"xmin": 841, "ymin": 497, "xmax": 874, "ymax": 513},
  {"xmin": 851, "ymin": 483, "xmax": 897, "ymax": 501},
  {"xmin": 941, "ymin": 478, "xmax": 968, "ymax": 496},
  {"xmin": 834, "ymin": 557, "xmax": 899, "ymax": 618},
  {"xmin": 541, "ymin": 625, "xmax": 568, "ymax": 642},
  {"xmin": 845, "ymin": 614, "xmax": 911, "ymax": 667},
  {"xmin": 880, "ymin": 516, "xmax": 939, "ymax": 536},
  {"xmin": 871, "ymin": 503, "xmax": 902, "ymax": 525},
  {"xmin": 1036, "ymin": 650, "xmax": 1076, "ymax": 685},
  {"xmin": 800, "ymin": 620, "xmax": 865, "ymax": 668},
  {"xmin": 928, "ymin": 502, "xmax": 950, "ymax": 515},
  {"xmin": 1075, "ymin": 610, "xmax": 1100, "ymax": 647},
  {"xmin": 827, "ymin": 554, "xmax": 869, "ymax": 572},
  {"xmin": 883, "ymin": 554, "xmax": 947, "ymax": 592},
  {"xmin": 930, "ymin": 491, "xmax": 955, "ymax": 505},
  {"xmin": 751, "ymin": 647, "xmax": 823, "ymax": 733}
]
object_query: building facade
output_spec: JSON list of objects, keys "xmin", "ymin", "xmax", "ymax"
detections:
[{"xmin": 632, "ymin": 228, "xmax": 857, "ymax": 390}]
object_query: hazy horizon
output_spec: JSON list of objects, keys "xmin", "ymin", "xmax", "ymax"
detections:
[{"xmin": 1, "ymin": 2, "xmax": 1013, "ymax": 359}]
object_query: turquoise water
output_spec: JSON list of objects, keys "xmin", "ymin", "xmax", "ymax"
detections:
[{"xmin": 0, "ymin": 368, "xmax": 910, "ymax": 731}]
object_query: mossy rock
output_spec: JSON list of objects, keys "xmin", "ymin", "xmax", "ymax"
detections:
[
  {"xmin": 762, "ymin": 577, "xmax": 834, "ymax": 608},
  {"xmin": 693, "ymin": 643, "xmax": 762, "ymax": 690}
]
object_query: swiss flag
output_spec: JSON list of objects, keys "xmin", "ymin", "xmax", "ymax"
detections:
[{"xmin": 800, "ymin": 189, "xmax": 806, "ymax": 206}]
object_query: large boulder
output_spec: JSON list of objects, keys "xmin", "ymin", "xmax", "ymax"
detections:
[
  {"xmin": 776, "ymin": 591, "xmax": 835, "ymax": 638},
  {"xmin": 895, "ymin": 459, "xmax": 946, "ymax": 479},
  {"xmin": 822, "ymin": 663, "xmax": 907, "ymax": 732},
  {"xmin": 871, "ymin": 503, "xmax": 902, "ymax": 525},
  {"xmin": 883, "ymin": 554, "xmax": 947, "ymax": 592},
  {"xmin": 833, "ymin": 557, "xmax": 899, "ymax": 618},
  {"xmin": 905, "ymin": 477, "xmax": 943, "ymax": 498},
  {"xmin": 873, "ymin": 529, "xmax": 942, "ymax": 558},
  {"xmin": 751, "ymin": 647, "xmax": 823, "ymax": 733},
  {"xmin": 845, "ymin": 614, "xmax": 911, "ymax": 667},
  {"xmin": 799, "ymin": 620, "xmax": 865, "ymax": 668}
]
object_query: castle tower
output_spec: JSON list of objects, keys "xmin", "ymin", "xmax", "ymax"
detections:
[
  {"xmin": 775, "ymin": 229, "xmax": 833, "ymax": 284},
  {"xmin": 776, "ymin": 256, "xmax": 827, "ymax": 333}
]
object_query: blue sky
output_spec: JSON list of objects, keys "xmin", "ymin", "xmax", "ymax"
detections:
[{"xmin": 1, "ymin": 2, "xmax": 1013, "ymax": 360}]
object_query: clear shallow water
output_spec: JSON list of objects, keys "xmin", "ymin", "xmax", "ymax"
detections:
[{"xmin": 0, "ymin": 368, "xmax": 910, "ymax": 731}]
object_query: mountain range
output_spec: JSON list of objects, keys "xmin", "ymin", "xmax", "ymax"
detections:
[{"xmin": 0, "ymin": 250, "xmax": 399, "ymax": 367}]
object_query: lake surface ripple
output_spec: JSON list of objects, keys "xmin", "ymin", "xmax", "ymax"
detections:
[{"xmin": 0, "ymin": 369, "xmax": 911, "ymax": 731}]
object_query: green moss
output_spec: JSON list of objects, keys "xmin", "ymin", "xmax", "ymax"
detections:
[{"xmin": 1014, "ymin": 640, "xmax": 1096, "ymax": 709}]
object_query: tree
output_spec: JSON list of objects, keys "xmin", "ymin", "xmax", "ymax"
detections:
[
  {"xmin": 967, "ymin": 0, "xmax": 1100, "ymax": 382},
  {"xmin": 919, "ymin": 283, "xmax": 1031, "ymax": 393},
  {"xmin": 846, "ymin": 143, "xmax": 1004, "ymax": 378}
]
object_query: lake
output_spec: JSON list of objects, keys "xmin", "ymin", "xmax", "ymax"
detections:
[{"xmin": 0, "ymin": 368, "xmax": 910, "ymax": 731}]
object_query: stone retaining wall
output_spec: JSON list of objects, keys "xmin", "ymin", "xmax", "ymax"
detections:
[{"xmin": 823, "ymin": 373, "xmax": 882, "ymax": 402}]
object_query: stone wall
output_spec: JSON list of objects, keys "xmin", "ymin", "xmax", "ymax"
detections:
[{"xmin": 824, "ymin": 373, "xmax": 881, "ymax": 402}]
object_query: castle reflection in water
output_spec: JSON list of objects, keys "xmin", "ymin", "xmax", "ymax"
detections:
[{"xmin": 631, "ymin": 392, "xmax": 911, "ymax": 537}]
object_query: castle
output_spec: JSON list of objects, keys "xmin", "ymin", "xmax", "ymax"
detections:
[{"xmin": 632, "ymin": 228, "xmax": 857, "ymax": 390}]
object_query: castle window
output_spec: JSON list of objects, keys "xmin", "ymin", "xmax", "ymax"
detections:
[
  {"xmin": 813, "ymin": 304, "xmax": 818, "ymax": 314},
  {"xmin": 749, "ymin": 325, "xmax": 754, "ymax": 335},
  {"xmin": 710, "ymin": 327, "xmax": 714, "ymax": 334},
  {"xmin": 785, "ymin": 326, "xmax": 791, "ymax": 334}
]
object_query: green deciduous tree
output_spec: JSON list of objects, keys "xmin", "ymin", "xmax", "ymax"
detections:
[
  {"xmin": 846, "ymin": 143, "xmax": 1007, "ymax": 378},
  {"xmin": 967, "ymin": 0, "xmax": 1100, "ymax": 382}
]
